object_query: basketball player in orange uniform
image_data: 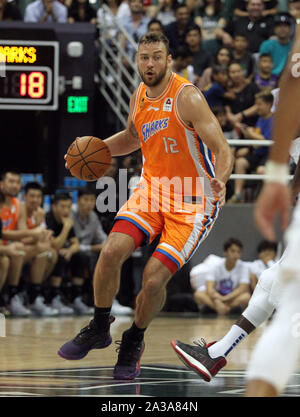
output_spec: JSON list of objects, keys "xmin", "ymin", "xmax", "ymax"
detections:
[
  {"xmin": 0, "ymin": 171, "xmax": 51, "ymax": 316},
  {"xmin": 59, "ymin": 32, "xmax": 233, "ymax": 379}
]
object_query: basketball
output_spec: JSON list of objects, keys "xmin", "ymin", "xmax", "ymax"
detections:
[{"xmin": 66, "ymin": 136, "xmax": 112, "ymax": 181}]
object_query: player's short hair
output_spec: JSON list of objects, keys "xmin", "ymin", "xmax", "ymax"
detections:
[
  {"xmin": 139, "ymin": 31, "xmax": 170, "ymax": 55},
  {"xmin": 0, "ymin": 189, "xmax": 4, "ymax": 205},
  {"xmin": 24, "ymin": 182, "xmax": 43, "ymax": 195},
  {"xmin": 223, "ymin": 237, "xmax": 243, "ymax": 251},
  {"xmin": 255, "ymin": 89, "xmax": 274, "ymax": 105},
  {"xmin": 257, "ymin": 240, "xmax": 278, "ymax": 254},
  {"xmin": 78, "ymin": 188, "xmax": 96, "ymax": 199},
  {"xmin": 52, "ymin": 193, "xmax": 72, "ymax": 205}
]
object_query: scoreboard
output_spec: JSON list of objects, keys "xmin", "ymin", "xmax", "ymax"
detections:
[{"xmin": 0, "ymin": 40, "xmax": 59, "ymax": 110}]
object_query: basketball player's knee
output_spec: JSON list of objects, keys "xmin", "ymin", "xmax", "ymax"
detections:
[
  {"xmin": 143, "ymin": 277, "xmax": 165, "ymax": 298},
  {"xmin": 100, "ymin": 242, "xmax": 127, "ymax": 267}
]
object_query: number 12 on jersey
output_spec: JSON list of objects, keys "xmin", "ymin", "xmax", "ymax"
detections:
[{"xmin": 162, "ymin": 137, "xmax": 179, "ymax": 154}]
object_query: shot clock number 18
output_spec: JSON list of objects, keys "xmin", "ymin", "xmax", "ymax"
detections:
[{"xmin": 0, "ymin": 40, "xmax": 59, "ymax": 110}]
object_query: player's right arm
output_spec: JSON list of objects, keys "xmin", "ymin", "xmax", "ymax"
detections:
[{"xmin": 103, "ymin": 90, "xmax": 141, "ymax": 157}]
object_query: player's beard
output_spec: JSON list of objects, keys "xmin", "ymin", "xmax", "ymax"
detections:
[{"xmin": 139, "ymin": 62, "xmax": 168, "ymax": 87}]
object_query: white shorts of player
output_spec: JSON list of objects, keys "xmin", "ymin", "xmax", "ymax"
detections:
[{"xmin": 246, "ymin": 199, "xmax": 300, "ymax": 393}]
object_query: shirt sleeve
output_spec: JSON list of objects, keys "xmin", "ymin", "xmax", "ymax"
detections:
[
  {"xmin": 24, "ymin": 5, "xmax": 38, "ymax": 22},
  {"xmin": 239, "ymin": 263, "xmax": 251, "ymax": 284},
  {"xmin": 259, "ymin": 40, "xmax": 271, "ymax": 55},
  {"xmin": 93, "ymin": 216, "xmax": 107, "ymax": 244}
]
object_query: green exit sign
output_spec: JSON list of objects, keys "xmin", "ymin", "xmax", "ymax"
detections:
[{"xmin": 67, "ymin": 96, "xmax": 89, "ymax": 113}]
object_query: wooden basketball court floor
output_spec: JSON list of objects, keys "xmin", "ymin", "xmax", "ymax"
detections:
[{"xmin": 0, "ymin": 313, "xmax": 300, "ymax": 397}]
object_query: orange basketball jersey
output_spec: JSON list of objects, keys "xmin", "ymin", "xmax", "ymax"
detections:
[
  {"xmin": 132, "ymin": 72, "xmax": 217, "ymax": 214},
  {"xmin": 0, "ymin": 197, "xmax": 19, "ymax": 231}
]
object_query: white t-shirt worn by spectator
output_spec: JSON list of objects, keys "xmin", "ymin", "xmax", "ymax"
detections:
[
  {"xmin": 205, "ymin": 259, "xmax": 250, "ymax": 295},
  {"xmin": 190, "ymin": 254, "xmax": 223, "ymax": 291},
  {"xmin": 244, "ymin": 259, "xmax": 275, "ymax": 279}
]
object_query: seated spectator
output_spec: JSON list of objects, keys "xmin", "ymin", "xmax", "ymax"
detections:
[
  {"xmin": 198, "ymin": 46, "xmax": 233, "ymax": 90},
  {"xmin": 156, "ymin": 0, "xmax": 176, "ymax": 26},
  {"xmin": 72, "ymin": 188, "xmax": 107, "ymax": 275},
  {"xmin": 185, "ymin": 24, "xmax": 212, "ymax": 84},
  {"xmin": 97, "ymin": 0, "xmax": 128, "ymax": 38},
  {"xmin": 120, "ymin": 0, "xmax": 150, "ymax": 59},
  {"xmin": 230, "ymin": 89, "xmax": 274, "ymax": 203},
  {"xmin": 24, "ymin": 0, "xmax": 68, "ymax": 22},
  {"xmin": 231, "ymin": 33, "xmax": 255, "ymax": 80},
  {"xmin": 164, "ymin": 4, "xmax": 193, "ymax": 54},
  {"xmin": 203, "ymin": 65, "xmax": 233, "ymax": 108},
  {"xmin": 216, "ymin": 0, "xmax": 274, "ymax": 53},
  {"xmin": 172, "ymin": 45, "xmax": 196, "ymax": 83},
  {"xmin": 193, "ymin": 0, "xmax": 226, "ymax": 54},
  {"xmin": 21, "ymin": 182, "xmax": 58, "ymax": 316},
  {"xmin": 190, "ymin": 253, "xmax": 223, "ymax": 295},
  {"xmin": 245, "ymin": 240, "xmax": 277, "ymax": 291},
  {"xmin": 0, "ymin": 171, "xmax": 51, "ymax": 317},
  {"xmin": 147, "ymin": 17, "xmax": 164, "ymax": 32},
  {"xmin": 193, "ymin": 238, "xmax": 251, "ymax": 315},
  {"xmin": 259, "ymin": 12, "xmax": 294, "ymax": 76},
  {"xmin": 234, "ymin": 0, "xmax": 278, "ymax": 18},
  {"xmin": 225, "ymin": 62, "xmax": 259, "ymax": 128},
  {"xmin": 254, "ymin": 53, "xmax": 278, "ymax": 90},
  {"xmin": 68, "ymin": 0, "xmax": 97, "ymax": 23},
  {"xmin": 212, "ymin": 105, "xmax": 240, "ymax": 140},
  {"xmin": 45, "ymin": 193, "xmax": 93, "ymax": 315},
  {"xmin": 0, "ymin": 0, "xmax": 22, "ymax": 20}
]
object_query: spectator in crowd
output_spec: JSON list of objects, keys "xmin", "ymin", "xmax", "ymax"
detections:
[
  {"xmin": 24, "ymin": 0, "xmax": 68, "ymax": 22},
  {"xmin": 259, "ymin": 12, "xmax": 294, "ymax": 76},
  {"xmin": 185, "ymin": 24, "xmax": 212, "ymax": 84},
  {"xmin": 172, "ymin": 45, "xmax": 196, "ymax": 83},
  {"xmin": 231, "ymin": 33, "xmax": 255, "ymax": 79},
  {"xmin": 120, "ymin": 0, "xmax": 150, "ymax": 59},
  {"xmin": 68, "ymin": 0, "xmax": 97, "ymax": 23},
  {"xmin": 0, "ymin": 171, "xmax": 50, "ymax": 316},
  {"xmin": 192, "ymin": 0, "xmax": 226, "ymax": 54},
  {"xmin": 22, "ymin": 182, "xmax": 58, "ymax": 316},
  {"xmin": 45, "ymin": 193, "xmax": 93, "ymax": 315},
  {"xmin": 203, "ymin": 65, "xmax": 233, "ymax": 108},
  {"xmin": 234, "ymin": 0, "xmax": 278, "ymax": 17},
  {"xmin": 230, "ymin": 90, "xmax": 274, "ymax": 203},
  {"xmin": 147, "ymin": 17, "xmax": 164, "ymax": 32},
  {"xmin": 193, "ymin": 238, "xmax": 251, "ymax": 315},
  {"xmin": 288, "ymin": 0, "xmax": 300, "ymax": 21},
  {"xmin": 0, "ymin": 0, "xmax": 22, "ymax": 20},
  {"xmin": 164, "ymin": 4, "xmax": 193, "ymax": 53},
  {"xmin": 198, "ymin": 46, "xmax": 232, "ymax": 90},
  {"xmin": 225, "ymin": 62, "xmax": 259, "ymax": 128},
  {"xmin": 212, "ymin": 105, "xmax": 240, "ymax": 140},
  {"xmin": 254, "ymin": 53, "xmax": 278, "ymax": 89},
  {"xmin": 156, "ymin": 0, "xmax": 176, "ymax": 26},
  {"xmin": 245, "ymin": 239, "xmax": 277, "ymax": 291},
  {"xmin": 216, "ymin": 0, "xmax": 274, "ymax": 53},
  {"xmin": 72, "ymin": 188, "xmax": 107, "ymax": 275},
  {"xmin": 97, "ymin": 0, "xmax": 129, "ymax": 38}
]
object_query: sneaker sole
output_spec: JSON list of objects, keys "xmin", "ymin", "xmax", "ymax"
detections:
[
  {"xmin": 113, "ymin": 343, "xmax": 145, "ymax": 380},
  {"xmin": 171, "ymin": 340, "xmax": 212, "ymax": 382},
  {"xmin": 57, "ymin": 336, "xmax": 112, "ymax": 360}
]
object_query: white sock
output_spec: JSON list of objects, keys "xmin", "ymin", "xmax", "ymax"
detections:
[{"xmin": 208, "ymin": 325, "xmax": 248, "ymax": 358}]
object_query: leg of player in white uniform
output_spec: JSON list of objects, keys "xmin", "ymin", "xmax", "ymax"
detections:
[{"xmin": 245, "ymin": 200, "xmax": 300, "ymax": 396}]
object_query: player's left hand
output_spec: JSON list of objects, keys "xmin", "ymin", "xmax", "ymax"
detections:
[
  {"xmin": 254, "ymin": 182, "xmax": 291, "ymax": 241},
  {"xmin": 211, "ymin": 178, "xmax": 226, "ymax": 207}
]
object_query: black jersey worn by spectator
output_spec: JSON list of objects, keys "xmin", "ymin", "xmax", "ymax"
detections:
[
  {"xmin": 226, "ymin": 82, "xmax": 260, "ymax": 126},
  {"xmin": 46, "ymin": 211, "xmax": 75, "ymax": 245},
  {"xmin": 225, "ymin": 16, "xmax": 273, "ymax": 52},
  {"xmin": 235, "ymin": 0, "xmax": 278, "ymax": 13}
]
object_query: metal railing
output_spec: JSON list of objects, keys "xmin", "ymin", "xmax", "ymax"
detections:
[{"xmin": 98, "ymin": 4, "xmax": 140, "ymax": 128}]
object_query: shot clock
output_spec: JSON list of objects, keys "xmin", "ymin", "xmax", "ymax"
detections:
[{"xmin": 0, "ymin": 40, "xmax": 59, "ymax": 110}]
